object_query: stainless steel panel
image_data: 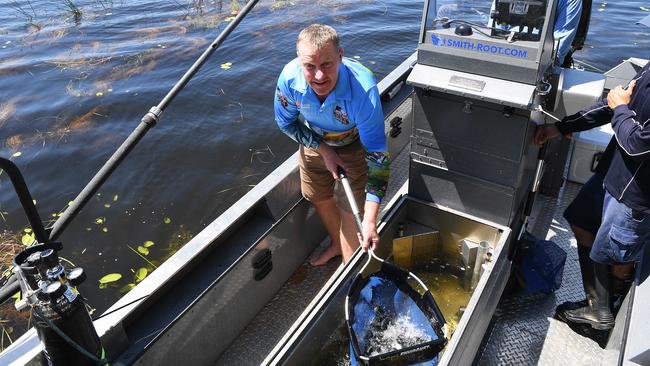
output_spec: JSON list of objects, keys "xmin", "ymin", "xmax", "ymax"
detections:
[
  {"xmin": 265, "ymin": 196, "xmax": 511, "ymax": 366},
  {"xmin": 136, "ymin": 201, "xmax": 325, "ymax": 365},
  {"xmin": 407, "ymin": 63, "xmax": 536, "ymax": 109}
]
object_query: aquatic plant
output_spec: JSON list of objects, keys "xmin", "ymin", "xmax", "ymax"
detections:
[
  {"xmin": 61, "ymin": 0, "xmax": 83, "ymax": 23},
  {"xmin": 9, "ymin": 0, "xmax": 42, "ymax": 32},
  {"xmin": 270, "ymin": 0, "xmax": 294, "ymax": 11},
  {"xmin": 0, "ymin": 100, "xmax": 17, "ymax": 129},
  {"xmin": 0, "ymin": 231, "xmax": 21, "ymax": 279}
]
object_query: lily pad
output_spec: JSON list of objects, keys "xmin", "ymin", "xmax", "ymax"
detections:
[
  {"xmin": 137, "ymin": 246, "xmax": 150, "ymax": 256},
  {"xmin": 12, "ymin": 291, "xmax": 20, "ymax": 305},
  {"xmin": 119, "ymin": 283, "xmax": 136, "ymax": 294},
  {"xmin": 99, "ymin": 273, "xmax": 122, "ymax": 284},
  {"xmin": 135, "ymin": 267, "xmax": 148, "ymax": 283},
  {"xmin": 21, "ymin": 233, "xmax": 35, "ymax": 246},
  {"xmin": 143, "ymin": 240, "xmax": 155, "ymax": 248}
]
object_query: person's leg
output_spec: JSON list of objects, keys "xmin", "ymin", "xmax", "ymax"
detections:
[
  {"xmin": 339, "ymin": 209, "xmax": 359, "ymax": 263},
  {"xmin": 611, "ymin": 263, "xmax": 634, "ymax": 280},
  {"xmin": 309, "ymin": 198, "xmax": 343, "ymax": 266},
  {"xmin": 298, "ymin": 145, "xmax": 342, "ymax": 266},
  {"xmin": 556, "ymin": 175, "xmax": 604, "ymax": 313},
  {"xmin": 554, "ymin": 225, "xmax": 595, "ymax": 313},
  {"xmin": 610, "ymin": 262, "xmax": 635, "ymax": 312},
  {"xmin": 562, "ymin": 191, "xmax": 628, "ymax": 330}
]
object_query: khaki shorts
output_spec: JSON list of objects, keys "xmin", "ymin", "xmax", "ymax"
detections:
[{"xmin": 299, "ymin": 139, "xmax": 367, "ymax": 213}]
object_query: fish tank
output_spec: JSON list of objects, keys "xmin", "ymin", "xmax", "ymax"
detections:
[{"xmin": 269, "ymin": 196, "xmax": 513, "ymax": 366}]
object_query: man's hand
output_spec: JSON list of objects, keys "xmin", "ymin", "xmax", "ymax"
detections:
[
  {"xmin": 316, "ymin": 143, "xmax": 346, "ymax": 179},
  {"xmin": 358, "ymin": 221, "xmax": 379, "ymax": 252},
  {"xmin": 533, "ymin": 124, "xmax": 561, "ymax": 147},
  {"xmin": 357, "ymin": 201, "xmax": 380, "ymax": 252},
  {"xmin": 607, "ymin": 80, "xmax": 636, "ymax": 110}
]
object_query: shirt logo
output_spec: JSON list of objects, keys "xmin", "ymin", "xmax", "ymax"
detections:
[
  {"xmin": 334, "ymin": 106, "xmax": 349, "ymax": 125},
  {"xmin": 276, "ymin": 87, "xmax": 288, "ymax": 108}
]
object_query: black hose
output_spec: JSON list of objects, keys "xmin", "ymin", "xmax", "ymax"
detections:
[
  {"xmin": 0, "ymin": 277, "xmax": 20, "ymax": 305},
  {"xmin": 48, "ymin": 0, "xmax": 261, "ymax": 240},
  {"xmin": 0, "ymin": 158, "xmax": 48, "ymax": 243}
]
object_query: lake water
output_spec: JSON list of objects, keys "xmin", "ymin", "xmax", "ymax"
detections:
[{"xmin": 0, "ymin": 0, "xmax": 648, "ymax": 346}]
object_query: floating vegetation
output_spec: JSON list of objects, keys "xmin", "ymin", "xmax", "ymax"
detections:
[
  {"xmin": 186, "ymin": 13, "xmax": 223, "ymax": 29},
  {"xmin": 127, "ymin": 245, "xmax": 158, "ymax": 269},
  {"xmin": 9, "ymin": 0, "xmax": 42, "ymax": 32},
  {"xmin": 109, "ymin": 48, "xmax": 163, "ymax": 81},
  {"xmin": 134, "ymin": 267, "xmax": 148, "ymax": 283},
  {"xmin": 98, "ymin": 273, "xmax": 122, "ymax": 289},
  {"xmin": 270, "ymin": 1, "xmax": 295, "ymax": 11},
  {"xmin": 0, "ymin": 100, "xmax": 17, "ymax": 129},
  {"xmin": 50, "ymin": 54, "xmax": 113, "ymax": 71},
  {"xmin": 0, "ymin": 231, "xmax": 21, "ymax": 275},
  {"xmin": 229, "ymin": 0, "xmax": 241, "ymax": 13},
  {"xmin": 20, "ymin": 227, "xmax": 35, "ymax": 247},
  {"xmin": 99, "ymin": 273, "xmax": 121, "ymax": 283},
  {"xmin": 136, "ymin": 246, "xmax": 149, "ymax": 255},
  {"xmin": 62, "ymin": 0, "xmax": 83, "ymax": 22},
  {"xmin": 45, "ymin": 106, "xmax": 106, "ymax": 144},
  {"xmin": 249, "ymin": 145, "xmax": 275, "ymax": 164},
  {"xmin": 162, "ymin": 225, "xmax": 193, "ymax": 261}
]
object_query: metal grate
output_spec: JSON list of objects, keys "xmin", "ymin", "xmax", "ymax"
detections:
[{"xmin": 475, "ymin": 182, "xmax": 610, "ymax": 365}]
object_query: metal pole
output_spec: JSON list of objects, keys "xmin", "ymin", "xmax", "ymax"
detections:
[{"xmin": 48, "ymin": 0, "xmax": 261, "ymax": 240}]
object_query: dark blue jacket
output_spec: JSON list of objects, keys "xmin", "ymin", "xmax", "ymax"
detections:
[{"xmin": 556, "ymin": 62, "xmax": 650, "ymax": 211}]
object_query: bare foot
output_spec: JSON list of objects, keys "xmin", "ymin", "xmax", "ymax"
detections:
[{"xmin": 309, "ymin": 244, "xmax": 342, "ymax": 266}]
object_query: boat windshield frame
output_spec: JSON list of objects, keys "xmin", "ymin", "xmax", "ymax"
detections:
[{"xmin": 419, "ymin": 0, "xmax": 553, "ymax": 45}]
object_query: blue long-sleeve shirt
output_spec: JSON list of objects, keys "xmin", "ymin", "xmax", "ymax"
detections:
[
  {"xmin": 554, "ymin": 0, "xmax": 582, "ymax": 63},
  {"xmin": 274, "ymin": 58, "xmax": 390, "ymax": 202},
  {"xmin": 556, "ymin": 62, "xmax": 650, "ymax": 211}
]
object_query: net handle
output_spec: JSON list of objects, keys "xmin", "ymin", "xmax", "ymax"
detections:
[{"xmin": 338, "ymin": 167, "xmax": 430, "ymax": 292}]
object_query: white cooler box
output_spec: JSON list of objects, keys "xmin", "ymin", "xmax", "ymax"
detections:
[{"xmin": 567, "ymin": 124, "xmax": 614, "ymax": 184}]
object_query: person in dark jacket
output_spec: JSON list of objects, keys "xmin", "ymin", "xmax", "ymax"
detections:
[{"xmin": 535, "ymin": 61, "xmax": 650, "ymax": 331}]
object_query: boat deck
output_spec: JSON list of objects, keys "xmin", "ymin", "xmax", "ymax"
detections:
[
  {"xmin": 215, "ymin": 94, "xmax": 610, "ymax": 365},
  {"xmin": 476, "ymin": 181, "xmax": 616, "ymax": 365}
]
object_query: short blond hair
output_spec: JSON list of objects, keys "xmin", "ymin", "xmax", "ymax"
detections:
[{"xmin": 296, "ymin": 24, "xmax": 340, "ymax": 52}]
